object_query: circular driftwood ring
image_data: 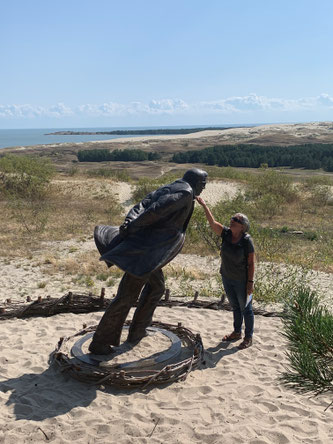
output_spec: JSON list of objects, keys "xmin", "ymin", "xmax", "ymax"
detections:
[{"xmin": 50, "ymin": 320, "xmax": 204, "ymax": 388}]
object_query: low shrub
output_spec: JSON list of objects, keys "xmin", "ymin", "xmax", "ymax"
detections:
[
  {"xmin": 0, "ymin": 154, "xmax": 55, "ymax": 233},
  {"xmin": 131, "ymin": 173, "xmax": 179, "ymax": 202},
  {"xmin": 86, "ymin": 168, "xmax": 131, "ymax": 182}
]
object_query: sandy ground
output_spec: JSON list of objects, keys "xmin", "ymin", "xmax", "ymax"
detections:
[
  {"xmin": 1, "ymin": 307, "xmax": 332, "ymax": 443},
  {"xmin": 1, "ymin": 177, "xmax": 333, "ymax": 443}
]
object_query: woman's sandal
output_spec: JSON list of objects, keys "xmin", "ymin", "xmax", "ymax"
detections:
[
  {"xmin": 238, "ymin": 337, "xmax": 253, "ymax": 349},
  {"xmin": 222, "ymin": 331, "xmax": 242, "ymax": 341}
]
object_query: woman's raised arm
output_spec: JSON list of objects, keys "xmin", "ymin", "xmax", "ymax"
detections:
[{"xmin": 196, "ymin": 196, "xmax": 223, "ymax": 236}]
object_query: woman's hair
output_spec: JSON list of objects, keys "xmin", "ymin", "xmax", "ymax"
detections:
[{"xmin": 236, "ymin": 213, "xmax": 250, "ymax": 232}]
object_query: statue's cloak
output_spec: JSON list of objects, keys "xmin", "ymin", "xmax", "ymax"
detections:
[{"xmin": 94, "ymin": 179, "xmax": 194, "ymax": 279}]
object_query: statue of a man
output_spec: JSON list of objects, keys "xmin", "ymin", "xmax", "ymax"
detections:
[{"xmin": 89, "ymin": 168, "xmax": 208, "ymax": 354}]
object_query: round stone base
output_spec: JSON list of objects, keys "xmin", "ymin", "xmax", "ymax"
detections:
[{"xmin": 71, "ymin": 326, "xmax": 181, "ymax": 370}]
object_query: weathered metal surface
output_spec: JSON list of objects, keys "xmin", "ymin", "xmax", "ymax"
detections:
[{"xmin": 71, "ymin": 326, "xmax": 181, "ymax": 369}]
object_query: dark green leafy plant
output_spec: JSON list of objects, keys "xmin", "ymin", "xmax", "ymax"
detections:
[{"xmin": 281, "ymin": 286, "xmax": 333, "ymax": 403}]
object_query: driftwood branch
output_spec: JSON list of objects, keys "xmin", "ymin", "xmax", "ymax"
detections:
[
  {"xmin": 50, "ymin": 320, "xmax": 205, "ymax": 388},
  {"xmin": 0, "ymin": 288, "xmax": 282, "ymax": 320}
]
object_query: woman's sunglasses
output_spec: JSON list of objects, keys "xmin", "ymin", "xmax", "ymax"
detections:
[{"xmin": 231, "ymin": 216, "xmax": 244, "ymax": 224}]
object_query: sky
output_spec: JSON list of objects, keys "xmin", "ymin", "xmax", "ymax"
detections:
[{"xmin": 1, "ymin": 0, "xmax": 333, "ymax": 129}]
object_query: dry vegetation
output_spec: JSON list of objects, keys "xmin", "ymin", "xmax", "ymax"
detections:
[
  {"xmin": 1, "ymin": 122, "xmax": 333, "ymax": 304},
  {"xmin": 0, "ymin": 172, "xmax": 124, "ymax": 257},
  {"xmin": 1, "ymin": 162, "xmax": 332, "ymax": 272}
]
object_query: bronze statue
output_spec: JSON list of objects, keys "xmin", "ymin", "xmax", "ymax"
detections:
[{"xmin": 89, "ymin": 168, "xmax": 208, "ymax": 354}]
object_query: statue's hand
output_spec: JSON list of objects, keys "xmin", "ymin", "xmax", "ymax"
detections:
[{"xmin": 119, "ymin": 220, "xmax": 130, "ymax": 238}]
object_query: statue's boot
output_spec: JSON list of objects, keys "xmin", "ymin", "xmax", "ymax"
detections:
[{"xmin": 88, "ymin": 341, "xmax": 115, "ymax": 355}]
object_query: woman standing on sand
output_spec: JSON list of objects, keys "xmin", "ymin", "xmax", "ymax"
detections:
[{"xmin": 196, "ymin": 197, "xmax": 255, "ymax": 349}]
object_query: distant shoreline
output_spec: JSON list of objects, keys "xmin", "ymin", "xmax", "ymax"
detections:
[{"xmin": 45, "ymin": 127, "xmax": 239, "ymax": 136}]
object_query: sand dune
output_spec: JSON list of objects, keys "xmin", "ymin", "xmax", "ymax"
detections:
[{"xmin": 0, "ymin": 306, "xmax": 332, "ymax": 443}]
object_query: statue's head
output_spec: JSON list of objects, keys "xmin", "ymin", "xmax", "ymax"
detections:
[{"xmin": 183, "ymin": 168, "xmax": 208, "ymax": 196}]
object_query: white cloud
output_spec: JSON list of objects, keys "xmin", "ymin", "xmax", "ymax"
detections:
[
  {"xmin": 1, "ymin": 94, "xmax": 333, "ymax": 120},
  {"xmin": 76, "ymin": 99, "xmax": 188, "ymax": 116},
  {"xmin": 0, "ymin": 102, "xmax": 72, "ymax": 118},
  {"xmin": 198, "ymin": 93, "xmax": 333, "ymax": 114},
  {"xmin": 0, "ymin": 104, "xmax": 44, "ymax": 118},
  {"xmin": 316, "ymin": 93, "xmax": 333, "ymax": 107},
  {"xmin": 147, "ymin": 99, "xmax": 188, "ymax": 113},
  {"xmin": 169, "ymin": 93, "xmax": 333, "ymax": 115},
  {"xmin": 47, "ymin": 103, "xmax": 73, "ymax": 117},
  {"xmin": 77, "ymin": 102, "xmax": 126, "ymax": 115}
]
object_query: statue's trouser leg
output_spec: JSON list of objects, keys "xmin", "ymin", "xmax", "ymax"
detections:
[
  {"xmin": 92, "ymin": 272, "xmax": 146, "ymax": 346},
  {"xmin": 127, "ymin": 269, "xmax": 165, "ymax": 343}
]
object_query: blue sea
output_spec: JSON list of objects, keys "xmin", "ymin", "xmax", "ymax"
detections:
[{"xmin": 0, "ymin": 125, "xmax": 253, "ymax": 149}]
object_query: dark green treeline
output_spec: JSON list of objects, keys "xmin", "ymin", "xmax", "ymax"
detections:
[{"xmin": 171, "ymin": 144, "xmax": 333, "ymax": 171}]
